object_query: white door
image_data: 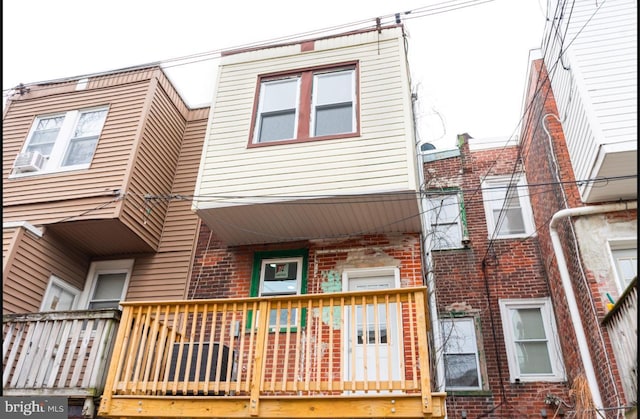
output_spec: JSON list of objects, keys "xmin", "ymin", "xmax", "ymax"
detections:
[
  {"xmin": 40, "ymin": 277, "xmax": 80, "ymax": 311},
  {"xmin": 343, "ymin": 269, "xmax": 402, "ymax": 388}
]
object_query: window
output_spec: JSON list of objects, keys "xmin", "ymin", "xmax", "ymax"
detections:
[
  {"xmin": 79, "ymin": 259, "xmax": 133, "ymax": 310},
  {"xmin": 41, "ymin": 276, "xmax": 81, "ymax": 311},
  {"xmin": 252, "ymin": 63, "xmax": 357, "ymax": 144},
  {"xmin": 311, "ymin": 70, "xmax": 355, "ymax": 137},
  {"xmin": 17, "ymin": 107, "xmax": 108, "ymax": 174},
  {"xmin": 499, "ymin": 298, "xmax": 565, "ymax": 382},
  {"xmin": 425, "ymin": 191, "xmax": 467, "ymax": 249},
  {"xmin": 608, "ymin": 240, "xmax": 637, "ymax": 293},
  {"xmin": 250, "ymin": 249, "xmax": 308, "ymax": 328},
  {"xmin": 441, "ymin": 317, "xmax": 482, "ymax": 390},
  {"xmin": 481, "ymin": 174, "xmax": 535, "ymax": 238}
]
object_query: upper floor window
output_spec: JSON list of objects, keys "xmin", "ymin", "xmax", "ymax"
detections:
[
  {"xmin": 251, "ymin": 63, "xmax": 357, "ymax": 145},
  {"xmin": 14, "ymin": 107, "xmax": 108, "ymax": 175},
  {"xmin": 441, "ymin": 317, "xmax": 483, "ymax": 390},
  {"xmin": 608, "ymin": 239, "xmax": 637, "ymax": 293},
  {"xmin": 481, "ymin": 174, "xmax": 535, "ymax": 239},
  {"xmin": 499, "ymin": 298, "xmax": 565, "ymax": 382},
  {"xmin": 424, "ymin": 191, "xmax": 468, "ymax": 250}
]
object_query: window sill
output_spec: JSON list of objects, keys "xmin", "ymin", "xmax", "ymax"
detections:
[
  {"xmin": 8, "ymin": 165, "xmax": 91, "ymax": 179},
  {"xmin": 489, "ymin": 232, "xmax": 537, "ymax": 240},
  {"xmin": 247, "ymin": 131, "xmax": 360, "ymax": 148},
  {"xmin": 446, "ymin": 390, "xmax": 493, "ymax": 397}
]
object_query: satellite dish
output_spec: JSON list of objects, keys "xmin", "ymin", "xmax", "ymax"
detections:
[{"xmin": 420, "ymin": 143, "xmax": 436, "ymax": 152}]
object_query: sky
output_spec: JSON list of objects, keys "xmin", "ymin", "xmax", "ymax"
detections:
[{"xmin": 2, "ymin": 0, "xmax": 547, "ymax": 150}]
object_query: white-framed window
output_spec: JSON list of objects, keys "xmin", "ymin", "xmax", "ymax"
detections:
[
  {"xmin": 15, "ymin": 107, "xmax": 108, "ymax": 175},
  {"xmin": 424, "ymin": 191, "xmax": 467, "ymax": 250},
  {"xmin": 481, "ymin": 174, "xmax": 535, "ymax": 239},
  {"xmin": 255, "ymin": 77, "xmax": 301, "ymax": 143},
  {"xmin": 252, "ymin": 64, "xmax": 357, "ymax": 144},
  {"xmin": 440, "ymin": 317, "xmax": 483, "ymax": 390},
  {"xmin": 40, "ymin": 276, "xmax": 81, "ymax": 312},
  {"xmin": 608, "ymin": 239, "xmax": 637, "ymax": 293},
  {"xmin": 78, "ymin": 259, "xmax": 134, "ymax": 310},
  {"xmin": 499, "ymin": 298, "xmax": 565, "ymax": 382},
  {"xmin": 310, "ymin": 69, "xmax": 356, "ymax": 137}
]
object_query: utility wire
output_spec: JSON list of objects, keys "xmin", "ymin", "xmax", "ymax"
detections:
[{"xmin": 2, "ymin": 0, "xmax": 494, "ymax": 98}]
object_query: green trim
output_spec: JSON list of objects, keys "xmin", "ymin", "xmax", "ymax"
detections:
[
  {"xmin": 249, "ymin": 249, "xmax": 309, "ymax": 330},
  {"xmin": 457, "ymin": 191, "xmax": 469, "ymax": 238}
]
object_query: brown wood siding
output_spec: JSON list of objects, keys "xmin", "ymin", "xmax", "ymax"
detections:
[
  {"xmin": 126, "ymin": 112, "xmax": 208, "ymax": 301},
  {"xmin": 2, "ymin": 228, "xmax": 89, "ymax": 314},
  {"xmin": 126, "ymin": 253, "xmax": 194, "ymax": 301},
  {"xmin": 158, "ymin": 117, "xmax": 207, "ymax": 252},
  {"xmin": 3, "ymin": 81, "xmax": 151, "ymax": 221},
  {"xmin": 2, "ymin": 195, "xmax": 121, "ymax": 226},
  {"xmin": 120, "ymin": 80, "xmax": 187, "ymax": 250},
  {"xmin": 3, "ymin": 227, "xmax": 21, "ymax": 272}
]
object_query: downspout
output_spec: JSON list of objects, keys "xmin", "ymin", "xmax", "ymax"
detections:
[
  {"xmin": 426, "ymin": 262, "xmax": 446, "ymax": 392},
  {"xmin": 548, "ymin": 200, "xmax": 637, "ymax": 413}
]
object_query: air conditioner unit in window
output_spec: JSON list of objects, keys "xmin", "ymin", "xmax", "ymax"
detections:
[{"xmin": 13, "ymin": 151, "xmax": 45, "ymax": 173}]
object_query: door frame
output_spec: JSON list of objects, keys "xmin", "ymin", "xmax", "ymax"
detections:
[
  {"xmin": 77, "ymin": 259, "xmax": 134, "ymax": 309},
  {"xmin": 341, "ymin": 266, "xmax": 402, "ymax": 387}
]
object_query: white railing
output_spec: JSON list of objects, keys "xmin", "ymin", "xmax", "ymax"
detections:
[
  {"xmin": 2, "ymin": 309, "xmax": 121, "ymax": 397},
  {"xmin": 602, "ymin": 278, "xmax": 637, "ymax": 407}
]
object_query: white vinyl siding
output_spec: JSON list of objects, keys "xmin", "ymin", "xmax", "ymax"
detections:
[
  {"xmin": 196, "ymin": 27, "xmax": 416, "ymax": 206},
  {"xmin": 542, "ymin": 0, "xmax": 637, "ymax": 201}
]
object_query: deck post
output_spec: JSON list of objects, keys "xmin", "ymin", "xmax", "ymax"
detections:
[
  {"xmin": 414, "ymin": 290, "xmax": 433, "ymax": 415},
  {"xmin": 249, "ymin": 300, "xmax": 270, "ymax": 416},
  {"xmin": 98, "ymin": 305, "xmax": 132, "ymax": 416}
]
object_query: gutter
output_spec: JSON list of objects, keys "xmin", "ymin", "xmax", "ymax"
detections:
[{"xmin": 548, "ymin": 200, "xmax": 637, "ymax": 412}]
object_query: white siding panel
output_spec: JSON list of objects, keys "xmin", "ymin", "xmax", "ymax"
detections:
[
  {"xmin": 544, "ymin": 0, "xmax": 636, "ymax": 198},
  {"xmin": 198, "ymin": 28, "xmax": 414, "ymax": 206}
]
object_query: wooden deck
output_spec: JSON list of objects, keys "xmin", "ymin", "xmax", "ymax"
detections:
[{"xmin": 98, "ymin": 287, "xmax": 446, "ymax": 418}]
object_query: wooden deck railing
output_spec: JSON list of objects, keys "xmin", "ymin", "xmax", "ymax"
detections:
[
  {"xmin": 2, "ymin": 309, "xmax": 121, "ymax": 397},
  {"xmin": 98, "ymin": 287, "xmax": 446, "ymax": 418},
  {"xmin": 602, "ymin": 278, "xmax": 637, "ymax": 407}
]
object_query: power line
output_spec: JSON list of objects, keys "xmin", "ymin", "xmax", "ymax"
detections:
[{"xmin": 2, "ymin": 0, "xmax": 495, "ymax": 98}]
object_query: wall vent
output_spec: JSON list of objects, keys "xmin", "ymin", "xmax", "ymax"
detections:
[{"xmin": 13, "ymin": 151, "xmax": 45, "ymax": 173}]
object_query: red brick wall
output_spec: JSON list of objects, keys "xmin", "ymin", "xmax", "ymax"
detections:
[
  {"xmin": 187, "ymin": 225, "xmax": 427, "ymax": 392},
  {"xmin": 519, "ymin": 59, "xmax": 633, "ymax": 410},
  {"xmin": 425, "ymin": 133, "xmax": 573, "ymax": 418},
  {"xmin": 188, "ymin": 228, "xmax": 424, "ymax": 300}
]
